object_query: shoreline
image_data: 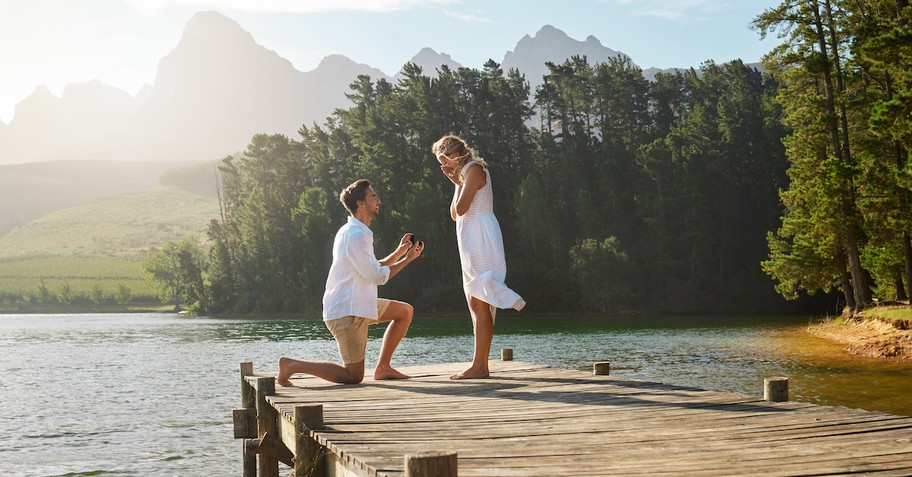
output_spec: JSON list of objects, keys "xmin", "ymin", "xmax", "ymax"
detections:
[{"xmin": 808, "ymin": 305, "xmax": 912, "ymax": 360}]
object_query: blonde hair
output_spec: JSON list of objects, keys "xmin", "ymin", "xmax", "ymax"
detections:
[{"xmin": 432, "ymin": 135, "xmax": 488, "ymax": 179}]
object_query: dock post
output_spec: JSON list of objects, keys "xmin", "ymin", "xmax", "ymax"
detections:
[
  {"xmin": 294, "ymin": 404, "xmax": 326, "ymax": 477},
  {"xmin": 256, "ymin": 376, "xmax": 280, "ymax": 477},
  {"xmin": 239, "ymin": 362, "xmax": 257, "ymax": 477},
  {"xmin": 501, "ymin": 348, "xmax": 513, "ymax": 361},
  {"xmin": 405, "ymin": 451, "xmax": 457, "ymax": 477},
  {"xmin": 764, "ymin": 377, "xmax": 789, "ymax": 402},
  {"xmin": 593, "ymin": 362, "xmax": 610, "ymax": 375}
]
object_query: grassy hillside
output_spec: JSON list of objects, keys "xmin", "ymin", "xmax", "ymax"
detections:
[
  {"xmin": 0, "ymin": 185, "xmax": 220, "ymax": 311},
  {"xmin": 0, "ymin": 187, "xmax": 220, "ymax": 258},
  {"xmin": 0, "ymin": 159, "xmax": 212, "ymax": 235}
]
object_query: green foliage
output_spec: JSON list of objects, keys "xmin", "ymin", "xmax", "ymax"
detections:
[
  {"xmin": 114, "ymin": 284, "xmax": 134, "ymax": 306},
  {"xmin": 755, "ymin": 0, "xmax": 912, "ymax": 309},
  {"xmin": 142, "ymin": 236, "xmax": 206, "ymax": 309},
  {"xmin": 57, "ymin": 280, "xmax": 74, "ymax": 305},
  {"xmin": 35, "ymin": 278, "xmax": 51, "ymax": 304},
  {"xmin": 569, "ymin": 237, "xmax": 634, "ymax": 312},
  {"xmin": 89, "ymin": 284, "xmax": 107, "ymax": 304},
  {"xmin": 203, "ymin": 57, "xmax": 796, "ymax": 315},
  {"xmin": 159, "ymin": 161, "xmax": 221, "ymax": 197}
]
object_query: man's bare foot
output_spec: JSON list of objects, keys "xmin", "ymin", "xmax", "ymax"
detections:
[
  {"xmin": 373, "ymin": 366, "xmax": 411, "ymax": 380},
  {"xmin": 450, "ymin": 366, "xmax": 489, "ymax": 380},
  {"xmin": 277, "ymin": 357, "xmax": 294, "ymax": 386}
]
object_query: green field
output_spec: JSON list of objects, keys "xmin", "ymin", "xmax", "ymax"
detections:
[
  {"xmin": 0, "ymin": 176, "xmax": 220, "ymax": 311},
  {"xmin": 0, "ymin": 255, "xmax": 153, "ymax": 297}
]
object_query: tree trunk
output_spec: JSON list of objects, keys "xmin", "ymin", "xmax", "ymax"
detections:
[
  {"xmin": 812, "ymin": 1, "xmax": 872, "ymax": 308},
  {"xmin": 844, "ymin": 226, "xmax": 871, "ymax": 307},
  {"xmin": 837, "ymin": 253, "xmax": 857, "ymax": 311},
  {"xmin": 904, "ymin": 231, "xmax": 912, "ymax": 302},
  {"xmin": 895, "ymin": 275, "xmax": 909, "ymax": 302}
]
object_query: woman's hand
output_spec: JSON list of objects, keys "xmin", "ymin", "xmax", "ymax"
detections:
[{"xmin": 440, "ymin": 163, "xmax": 460, "ymax": 185}]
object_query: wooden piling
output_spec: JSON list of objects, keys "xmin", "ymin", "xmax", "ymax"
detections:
[
  {"xmin": 501, "ymin": 348, "xmax": 513, "ymax": 361},
  {"xmin": 593, "ymin": 361, "xmax": 610, "ymax": 375},
  {"xmin": 294, "ymin": 404, "xmax": 326, "ymax": 477},
  {"xmin": 256, "ymin": 376, "xmax": 279, "ymax": 477},
  {"xmin": 245, "ymin": 433, "xmax": 294, "ymax": 466},
  {"xmin": 764, "ymin": 377, "xmax": 789, "ymax": 402},
  {"xmin": 404, "ymin": 451, "xmax": 457, "ymax": 477},
  {"xmin": 239, "ymin": 362, "xmax": 256, "ymax": 477}
]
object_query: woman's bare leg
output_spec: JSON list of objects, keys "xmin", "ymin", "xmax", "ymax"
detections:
[{"xmin": 451, "ymin": 297, "xmax": 493, "ymax": 380}]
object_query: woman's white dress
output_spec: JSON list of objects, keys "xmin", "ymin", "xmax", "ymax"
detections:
[{"xmin": 456, "ymin": 162, "xmax": 526, "ymax": 315}]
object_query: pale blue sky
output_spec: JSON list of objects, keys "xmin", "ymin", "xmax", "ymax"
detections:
[{"xmin": 0, "ymin": 0, "xmax": 783, "ymax": 123}]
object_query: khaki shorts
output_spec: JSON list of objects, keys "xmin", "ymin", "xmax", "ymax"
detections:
[{"xmin": 326, "ymin": 299, "xmax": 392, "ymax": 365}]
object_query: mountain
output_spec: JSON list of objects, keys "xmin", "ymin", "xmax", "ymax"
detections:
[
  {"xmin": 1, "ymin": 81, "xmax": 139, "ymax": 163},
  {"xmin": 301, "ymin": 54, "xmax": 390, "ymax": 126},
  {"xmin": 395, "ymin": 47, "xmax": 463, "ymax": 80},
  {"xmin": 79, "ymin": 12, "xmax": 389, "ymax": 163},
  {"xmin": 502, "ymin": 25, "xmax": 630, "ymax": 92},
  {"xmin": 0, "ymin": 11, "xmax": 390, "ymax": 165},
  {"xmin": 0, "ymin": 16, "xmax": 664, "ymax": 166}
]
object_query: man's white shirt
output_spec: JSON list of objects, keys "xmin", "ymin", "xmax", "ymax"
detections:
[{"xmin": 322, "ymin": 216, "xmax": 391, "ymax": 321}]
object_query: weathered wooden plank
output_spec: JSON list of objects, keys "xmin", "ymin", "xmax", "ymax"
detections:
[{"xmin": 252, "ymin": 361, "xmax": 912, "ymax": 477}]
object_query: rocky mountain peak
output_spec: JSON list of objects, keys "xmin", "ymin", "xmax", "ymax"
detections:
[{"xmin": 502, "ymin": 24, "xmax": 631, "ymax": 91}]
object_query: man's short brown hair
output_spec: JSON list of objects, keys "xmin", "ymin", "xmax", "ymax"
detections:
[{"xmin": 340, "ymin": 179, "xmax": 371, "ymax": 214}]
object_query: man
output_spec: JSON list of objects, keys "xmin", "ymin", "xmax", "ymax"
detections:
[{"xmin": 278, "ymin": 179, "xmax": 424, "ymax": 384}]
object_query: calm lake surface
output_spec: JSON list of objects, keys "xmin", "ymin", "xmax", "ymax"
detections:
[{"xmin": 1, "ymin": 312, "xmax": 910, "ymax": 476}]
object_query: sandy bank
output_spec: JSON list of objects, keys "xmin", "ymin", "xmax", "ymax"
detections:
[{"xmin": 809, "ymin": 309, "xmax": 912, "ymax": 360}]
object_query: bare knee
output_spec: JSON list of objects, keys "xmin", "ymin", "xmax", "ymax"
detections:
[
  {"xmin": 343, "ymin": 363, "xmax": 365, "ymax": 384},
  {"xmin": 390, "ymin": 302, "xmax": 413, "ymax": 325},
  {"xmin": 344, "ymin": 375, "xmax": 364, "ymax": 385}
]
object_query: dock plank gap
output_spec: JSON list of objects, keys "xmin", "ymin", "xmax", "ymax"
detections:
[{"xmin": 234, "ymin": 361, "xmax": 912, "ymax": 476}]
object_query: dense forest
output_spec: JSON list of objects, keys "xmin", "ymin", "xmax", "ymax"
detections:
[{"xmin": 146, "ymin": 0, "xmax": 912, "ymax": 316}]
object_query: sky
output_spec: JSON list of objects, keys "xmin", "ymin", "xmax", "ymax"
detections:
[{"xmin": 0, "ymin": 0, "xmax": 784, "ymax": 123}]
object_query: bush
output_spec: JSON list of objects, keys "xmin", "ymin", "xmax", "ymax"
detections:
[{"xmin": 569, "ymin": 237, "xmax": 635, "ymax": 313}]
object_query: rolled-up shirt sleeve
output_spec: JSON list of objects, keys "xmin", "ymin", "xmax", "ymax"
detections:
[{"xmin": 346, "ymin": 231, "xmax": 390, "ymax": 286}]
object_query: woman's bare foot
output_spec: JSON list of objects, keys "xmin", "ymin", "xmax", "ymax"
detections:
[
  {"xmin": 450, "ymin": 366, "xmax": 489, "ymax": 380},
  {"xmin": 277, "ymin": 357, "xmax": 294, "ymax": 386},
  {"xmin": 373, "ymin": 365, "xmax": 411, "ymax": 380}
]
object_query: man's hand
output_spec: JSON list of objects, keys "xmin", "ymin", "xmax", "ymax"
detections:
[
  {"xmin": 407, "ymin": 240, "xmax": 424, "ymax": 261},
  {"xmin": 395, "ymin": 234, "xmax": 413, "ymax": 255},
  {"xmin": 385, "ymin": 235, "xmax": 424, "ymax": 280}
]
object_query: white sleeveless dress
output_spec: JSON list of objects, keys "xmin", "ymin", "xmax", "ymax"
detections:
[{"xmin": 456, "ymin": 162, "xmax": 526, "ymax": 316}]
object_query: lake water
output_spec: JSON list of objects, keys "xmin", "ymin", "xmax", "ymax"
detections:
[{"xmin": 1, "ymin": 313, "xmax": 910, "ymax": 476}]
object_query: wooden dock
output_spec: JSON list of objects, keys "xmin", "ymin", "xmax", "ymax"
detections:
[{"xmin": 234, "ymin": 358, "xmax": 912, "ymax": 476}]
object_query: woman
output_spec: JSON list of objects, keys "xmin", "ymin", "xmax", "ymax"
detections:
[{"xmin": 433, "ymin": 134, "xmax": 525, "ymax": 380}]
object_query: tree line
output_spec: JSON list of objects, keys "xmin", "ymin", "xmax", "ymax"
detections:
[
  {"xmin": 756, "ymin": 0, "xmax": 912, "ymax": 311},
  {"xmin": 145, "ymin": 0, "xmax": 912, "ymax": 316}
]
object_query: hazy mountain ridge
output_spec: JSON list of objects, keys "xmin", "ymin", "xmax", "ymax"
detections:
[
  {"xmin": 395, "ymin": 47, "xmax": 463, "ymax": 81},
  {"xmin": 502, "ymin": 25, "xmax": 630, "ymax": 91},
  {"xmin": 0, "ymin": 12, "xmax": 673, "ymax": 166}
]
